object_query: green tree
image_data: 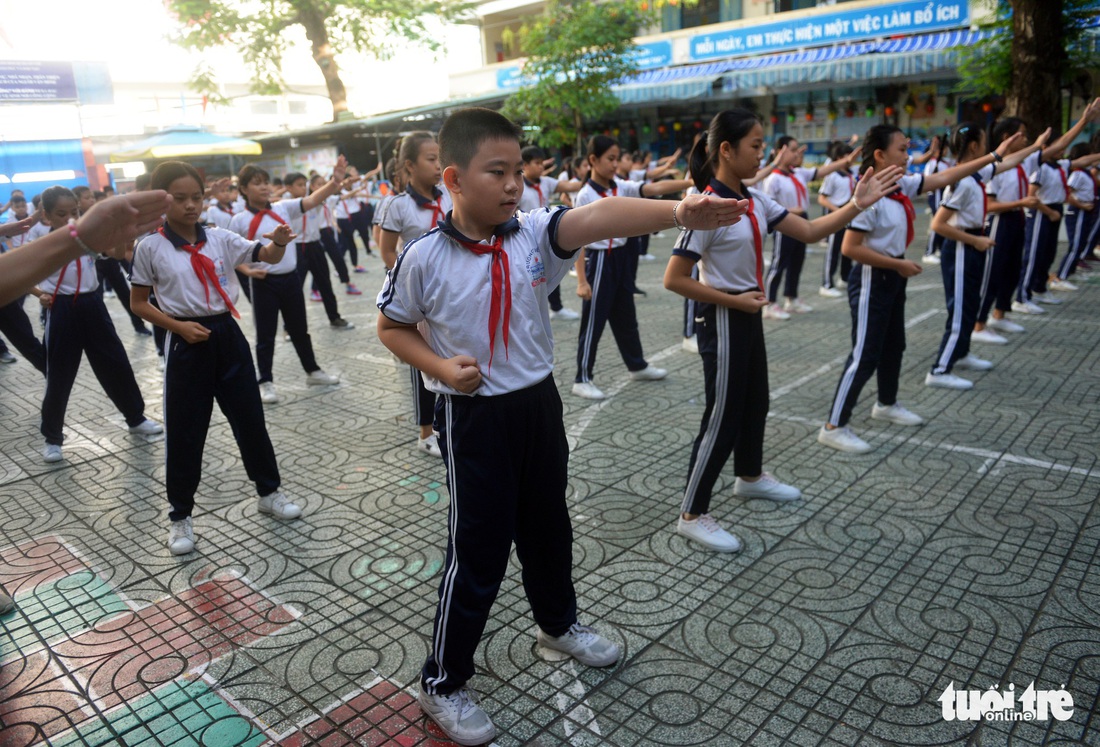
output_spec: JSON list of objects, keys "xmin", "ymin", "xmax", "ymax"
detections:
[
  {"xmin": 167, "ymin": 0, "xmax": 474, "ymax": 122},
  {"xmin": 956, "ymin": 0, "xmax": 1098, "ymax": 133}
]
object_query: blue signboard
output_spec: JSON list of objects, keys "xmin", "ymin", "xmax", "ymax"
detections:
[
  {"xmin": 497, "ymin": 40, "xmax": 673, "ymax": 90},
  {"xmin": 690, "ymin": 0, "xmax": 969, "ymax": 61},
  {"xmin": 0, "ymin": 61, "xmax": 77, "ymax": 102}
]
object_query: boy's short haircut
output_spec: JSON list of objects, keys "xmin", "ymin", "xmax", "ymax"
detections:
[
  {"xmin": 438, "ymin": 108, "xmax": 522, "ymax": 169},
  {"xmin": 238, "ymin": 164, "xmax": 270, "ymax": 189},
  {"xmin": 134, "ymin": 174, "xmax": 152, "ymax": 191},
  {"xmin": 521, "ymin": 145, "xmax": 545, "ymax": 164},
  {"xmin": 73, "ymin": 185, "xmax": 91, "ymax": 198},
  {"xmin": 284, "ymin": 172, "xmax": 307, "ymax": 186},
  {"xmin": 10, "ymin": 195, "xmax": 26, "ymax": 205}
]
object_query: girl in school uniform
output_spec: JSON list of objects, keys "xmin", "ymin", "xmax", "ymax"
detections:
[
  {"xmin": 761, "ymin": 136, "xmax": 859, "ymax": 320},
  {"xmin": 557, "ymin": 156, "xmax": 590, "ymax": 209},
  {"xmin": 309, "ymin": 175, "xmax": 359, "ymax": 297},
  {"xmin": 371, "ymin": 158, "xmax": 403, "ymax": 250},
  {"xmin": 1053, "ymin": 143, "xmax": 1098, "ymax": 285},
  {"xmin": 334, "ymin": 176, "xmax": 367, "ymax": 273},
  {"xmin": 921, "ymin": 135, "xmax": 952, "ymax": 265},
  {"xmin": 817, "ymin": 141, "xmax": 857, "ymax": 298},
  {"xmin": 285, "ymin": 172, "xmax": 354, "ymax": 329},
  {"xmin": 27, "ymin": 187, "xmax": 162, "ymax": 464},
  {"xmin": 926, "ymin": 122, "xmax": 1048, "ymax": 390},
  {"xmin": 379, "ymin": 132, "xmax": 452, "ymax": 457},
  {"xmin": 817, "ymin": 124, "xmax": 1036, "ymax": 454},
  {"xmin": 665, "ymin": 109, "xmax": 902, "ymax": 552},
  {"xmin": 130, "ymin": 161, "xmax": 301, "ymax": 556}
]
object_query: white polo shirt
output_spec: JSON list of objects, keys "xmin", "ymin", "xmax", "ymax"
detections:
[
  {"xmin": 373, "ymin": 194, "xmax": 395, "ymax": 227},
  {"xmin": 227, "ymin": 199, "xmax": 303, "ymax": 275},
  {"xmin": 573, "ymin": 178, "xmax": 644, "ymax": 251},
  {"xmin": 32, "ymin": 222, "xmax": 100, "ymax": 296},
  {"xmin": 987, "ymin": 152, "xmax": 1040, "ymax": 204},
  {"xmin": 940, "ymin": 174, "xmax": 987, "ymax": 231},
  {"xmin": 5, "ymin": 216, "xmax": 32, "ymax": 249},
  {"xmin": 381, "ymin": 185, "xmax": 453, "ymax": 246},
  {"xmin": 334, "ymin": 191, "xmax": 361, "ymax": 219},
  {"xmin": 377, "ymin": 207, "xmax": 576, "ymax": 397},
  {"xmin": 819, "ymin": 170, "xmax": 856, "ymax": 208},
  {"xmin": 848, "ymin": 174, "xmax": 924, "ymax": 258},
  {"xmin": 1068, "ymin": 169, "xmax": 1096, "ymax": 206},
  {"xmin": 673, "ymin": 180, "xmax": 788, "ymax": 293},
  {"xmin": 300, "ymin": 204, "xmax": 324, "ymax": 243},
  {"xmin": 763, "ymin": 167, "xmax": 816, "ymax": 212},
  {"xmin": 132, "ymin": 223, "xmax": 262, "ymax": 318},
  {"xmin": 1031, "ymin": 159, "xmax": 1072, "ymax": 205},
  {"xmin": 207, "ymin": 203, "xmax": 235, "ymax": 230},
  {"xmin": 517, "ymin": 176, "xmax": 559, "ymax": 212}
]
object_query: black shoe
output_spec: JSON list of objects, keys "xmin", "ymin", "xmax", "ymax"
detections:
[{"xmin": 330, "ymin": 317, "xmax": 356, "ymax": 330}]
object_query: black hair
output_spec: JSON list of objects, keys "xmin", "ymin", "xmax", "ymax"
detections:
[
  {"xmin": 521, "ymin": 145, "xmax": 545, "ymax": 164},
  {"xmin": 438, "ymin": 109, "xmax": 522, "ymax": 169},
  {"xmin": 134, "ymin": 173, "xmax": 152, "ymax": 191},
  {"xmin": 10, "ymin": 194, "xmax": 26, "ymax": 205},
  {"xmin": 309, "ymin": 174, "xmax": 324, "ymax": 187},
  {"xmin": 72, "ymin": 185, "xmax": 91, "ymax": 198},
  {"xmin": 31, "ymin": 194, "xmax": 41, "ymax": 209},
  {"xmin": 93, "ymin": 190, "xmax": 106, "ymax": 201},
  {"xmin": 689, "ymin": 108, "xmax": 762, "ymax": 192},
  {"xmin": 284, "ymin": 172, "xmax": 307, "ymax": 186},
  {"xmin": 948, "ymin": 121, "xmax": 986, "ymax": 162},
  {"xmin": 41, "ymin": 186, "xmax": 76, "ymax": 214},
  {"xmin": 238, "ymin": 164, "xmax": 270, "ymax": 189},
  {"xmin": 827, "ymin": 140, "xmax": 852, "ymax": 161},
  {"xmin": 1068, "ymin": 142, "xmax": 1091, "ymax": 168},
  {"xmin": 771, "ymin": 134, "xmax": 798, "ymax": 161},
  {"xmin": 271, "ymin": 177, "xmax": 283, "ymax": 187},
  {"xmin": 398, "ymin": 131, "xmax": 437, "ymax": 172},
  {"xmin": 586, "ymin": 134, "xmax": 619, "ymax": 162},
  {"xmin": 991, "ymin": 117, "xmax": 1026, "ymax": 147},
  {"xmin": 860, "ymin": 124, "xmax": 905, "ymax": 177},
  {"xmin": 151, "ymin": 161, "xmax": 204, "ymax": 193}
]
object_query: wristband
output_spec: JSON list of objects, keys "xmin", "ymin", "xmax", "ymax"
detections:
[
  {"xmin": 991, "ymin": 151, "xmax": 1003, "ymax": 163},
  {"xmin": 848, "ymin": 197, "xmax": 867, "ymax": 212},
  {"xmin": 67, "ymin": 219, "xmax": 100, "ymax": 257},
  {"xmin": 672, "ymin": 200, "xmax": 686, "ymax": 231},
  {"xmin": 272, "ymin": 240, "xmax": 288, "ymax": 248}
]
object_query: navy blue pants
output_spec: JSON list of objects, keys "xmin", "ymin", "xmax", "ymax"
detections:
[
  {"xmin": 164, "ymin": 313, "xmax": 280, "ymax": 520},
  {"xmin": 411, "ymin": 365, "xmax": 435, "ymax": 428},
  {"xmin": 42, "ymin": 294, "xmax": 146, "ymax": 445},
  {"xmin": 925, "ymin": 192, "xmax": 945, "ymax": 258},
  {"xmin": 250, "ymin": 271, "xmax": 320, "ymax": 383},
  {"xmin": 575, "ymin": 241, "xmax": 647, "ymax": 383},
  {"xmin": 548, "ymin": 284, "xmax": 563, "ymax": 312},
  {"xmin": 0, "ymin": 296, "xmax": 45, "ymax": 373},
  {"xmin": 1058, "ymin": 208, "xmax": 1094, "ymax": 278},
  {"xmin": 822, "ymin": 224, "xmax": 852, "ymax": 290},
  {"xmin": 351, "ymin": 204, "xmax": 374, "ymax": 254},
  {"xmin": 319, "ymin": 227, "xmax": 350, "ymax": 284},
  {"xmin": 1018, "ymin": 206, "xmax": 1062, "ymax": 300},
  {"xmin": 421, "ymin": 376, "xmax": 577, "ymax": 695},
  {"xmin": 681, "ymin": 301, "xmax": 768, "ymax": 516},
  {"xmin": 296, "ymin": 241, "xmax": 341, "ymax": 322},
  {"xmin": 932, "ymin": 233, "xmax": 984, "ymax": 375},
  {"xmin": 765, "ymin": 231, "xmax": 806, "ymax": 302},
  {"xmin": 95, "ymin": 257, "xmax": 147, "ymax": 332},
  {"xmin": 337, "ymin": 217, "xmax": 360, "ymax": 267},
  {"xmin": 979, "ymin": 210, "xmax": 1025, "ymax": 322},
  {"xmin": 827, "ymin": 265, "xmax": 907, "ymax": 427}
]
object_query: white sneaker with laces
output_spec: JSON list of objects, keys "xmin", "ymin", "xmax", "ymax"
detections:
[
  {"xmin": 682, "ymin": 335, "xmax": 699, "ymax": 354},
  {"xmin": 259, "ymin": 382, "xmax": 279, "ymax": 404},
  {"xmin": 129, "ymin": 418, "xmax": 164, "ymax": 435},
  {"xmin": 629, "ymin": 365, "xmax": 668, "ymax": 381},
  {"xmin": 836, "ymin": 279, "xmax": 848, "ymax": 289},
  {"xmin": 955, "ymin": 354, "xmax": 993, "ymax": 371},
  {"xmin": 1011, "ymin": 300, "xmax": 1045, "ymax": 315},
  {"xmin": 571, "ymin": 381, "xmax": 606, "ymax": 400},
  {"xmin": 549, "ymin": 307, "xmax": 580, "ymax": 320},
  {"xmin": 783, "ymin": 298, "xmax": 813, "ymax": 314},
  {"xmin": 417, "ymin": 687, "xmax": 496, "ymax": 747},
  {"xmin": 1049, "ymin": 279, "xmax": 1078, "ymax": 292},
  {"xmin": 257, "ymin": 491, "xmax": 302, "ymax": 519},
  {"xmin": 970, "ymin": 329, "xmax": 1008, "ymax": 345},
  {"xmin": 871, "ymin": 402, "xmax": 924, "ymax": 426},
  {"xmin": 417, "ymin": 433, "xmax": 442, "ymax": 457},
  {"xmin": 986, "ymin": 317, "xmax": 1025, "ymax": 333},
  {"xmin": 42, "ymin": 443, "xmax": 63, "ymax": 463},
  {"xmin": 168, "ymin": 517, "xmax": 195, "ymax": 555},
  {"xmin": 925, "ymin": 372, "xmax": 974, "ymax": 390},
  {"xmin": 537, "ymin": 622, "xmax": 621, "ymax": 667},
  {"xmin": 306, "ymin": 370, "xmax": 340, "ymax": 386},
  {"xmin": 1034, "ymin": 292, "xmax": 1062, "ymax": 305},
  {"xmin": 733, "ymin": 473, "xmax": 801, "ymax": 502},
  {"xmin": 921, "ymin": 254, "xmax": 941, "ymax": 265},
  {"xmin": 817, "ymin": 425, "xmax": 872, "ymax": 453},
  {"xmin": 676, "ymin": 514, "xmax": 742, "ymax": 552},
  {"xmin": 763, "ymin": 303, "xmax": 791, "ymax": 320},
  {"xmin": 819, "ymin": 286, "xmax": 843, "ymax": 298}
]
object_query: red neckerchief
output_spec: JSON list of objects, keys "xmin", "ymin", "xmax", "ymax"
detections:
[
  {"xmin": 1056, "ymin": 165, "xmax": 1069, "ymax": 200},
  {"xmin": 159, "ymin": 227, "xmax": 239, "ymax": 319},
  {"xmin": 773, "ymin": 169, "xmax": 807, "ymax": 209},
  {"xmin": 450, "ymin": 233, "xmax": 510, "ymax": 373},
  {"xmin": 846, "ymin": 173, "xmax": 855, "ymax": 197},
  {"xmin": 51, "ymin": 258, "xmax": 83, "ymax": 305},
  {"xmin": 887, "ymin": 190, "xmax": 916, "ymax": 247},
  {"xmin": 322, "ymin": 203, "xmax": 333, "ymax": 225},
  {"xmin": 590, "ymin": 179, "xmax": 618, "ymax": 250},
  {"xmin": 525, "ymin": 177, "xmax": 544, "ymax": 207},
  {"xmin": 247, "ymin": 206, "xmax": 286, "ymax": 241},
  {"xmin": 1015, "ymin": 165, "xmax": 1028, "ymax": 206},
  {"xmin": 217, "ymin": 203, "xmax": 233, "ymax": 215},
  {"xmin": 705, "ymin": 184, "xmax": 763, "ymax": 291},
  {"xmin": 412, "ymin": 187, "xmax": 445, "ymax": 229}
]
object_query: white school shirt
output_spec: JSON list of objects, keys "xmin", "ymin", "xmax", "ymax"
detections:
[
  {"xmin": 334, "ymin": 190, "xmax": 362, "ymax": 219},
  {"xmin": 673, "ymin": 180, "xmax": 788, "ymax": 292},
  {"xmin": 763, "ymin": 167, "xmax": 816, "ymax": 212},
  {"xmin": 573, "ymin": 178, "xmax": 644, "ymax": 251},
  {"xmin": 31, "ymin": 223, "xmax": 99, "ymax": 295},
  {"xmin": 5, "ymin": 217, "xmax": 32, "ymax": 249},
  {"xmin": 232, "ymin": 195, "xmax": 247, "ymax": 214},
  {"xmin": 373, "ymin": 194, "xmax": 394, "ymax": 227},
  {"xmin": 207, "ymin": 203, "xmax": 235, "ymax": 230},
  {"xmin": 1067, "ymin": 170, "xmax": 1096, "ymax": 206},
  {"xmin": 629, "ymin": 168, "xmax": 648, "ymax": 182},
  {"xmin": 1030, "ymin": 159, "xmax": 1071, "ymax": 205},
  {"xmin": 377, "ymin": 207, "xmax": 575, "ymax": 397},
  {"xmin": 227, "ymin": 199, "xmax": 304, "ymax": 275},
  {"xmin": 381, "ymin": 185, "xmax": 453, "ymax": 246},
  {"xmin": 848, "ymin": 174, "xmax": 924, "ymax": 258},
  {"xmin": 987, "ymin": 151, "xmax": 1040, "ymax": 204},
  {"xmin": 131, "ymin": 224, "xmax": 262, "ymax": 318},
  {"xmin": 517, "ymin": 176, "xmax": 560, "ymax": 212},
  {"xmin": 300, "ymin": 204, "xmax": 324, "ymax": 243},
  {"xmin": 940, "ymin": 175, "xmax": 987, "ymax": 231},
  {"xmin": 818, "ymin": 170, "xmax": 856, "ymax": 207}
]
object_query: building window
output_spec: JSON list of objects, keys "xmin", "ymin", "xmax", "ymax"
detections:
[
  {"xmin": 288, "ymin": 101, "xmax": 308, "ymax": 115},
  {"xmin": 250, "ymin": 100, "xmax": 278, "ymax": 116},
  {"xmin": 681, "ymin": 0, "xmax": 722, "ymax": 28}
]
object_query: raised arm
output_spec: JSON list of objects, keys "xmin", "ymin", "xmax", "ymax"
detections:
[
  {"xmin": 556, "ymin": 193, "xmax": 748, "ymax": 251},
  {"xmin": 1042, "ymin": 98, "xmax": 1100, "ymax": 161},
  {"xmin": 921, "ymin": 134, "xmax": 1023, "ymax": 195},
  {"xmin": 814, "ymin": 147, "xmax": 860, "ymax": 179},
  {"xmin": 301, "ymin": 155, "xmax": 348, "ymax": 212},
  {"xmin": 774, "ymin": 165, "xmax": 903, "ymax": 244}
]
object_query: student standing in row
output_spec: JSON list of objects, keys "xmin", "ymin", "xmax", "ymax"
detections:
[
  {"xmin": 921, "ymin": 135, "xmax": 951, "ymax": 265},
  {"xmin": 0, "ymin": 195, "xmax": 46, "ymax": 370},
  {"xmin": 335, "ymin": 176, "xmax": 368, "ymax": 273},
  {"xmin": 131, "ymin": 161, "xmax": 302, "ymax": 556},
  {"xmin": 1052, "ymin": 142, "xmax": 1098, "ymax": 287},
  {"xmin": 817, "ymin": 141, "xmax": 857, "ymax": 298}
]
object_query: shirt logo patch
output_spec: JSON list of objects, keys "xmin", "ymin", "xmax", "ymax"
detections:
[{"xmin": 526, "ymin": 249, "xmax": 546, "ymax": 287}]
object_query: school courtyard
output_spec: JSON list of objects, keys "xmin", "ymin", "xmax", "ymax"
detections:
[{"xmin": 1, "ymin": 212, "xmax": 1099, "ymax": 747}]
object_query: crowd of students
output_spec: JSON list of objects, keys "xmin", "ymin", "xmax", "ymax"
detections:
[{"xmin": 2, "ymin": 100, "xmax": 1099, "ymax": 745}]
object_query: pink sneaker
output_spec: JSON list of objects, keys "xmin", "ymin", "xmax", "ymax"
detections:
[
  {"xmin": 346, "ymin": 284, "xmax": 362, "ymax": 296},
  {"xmin": 310, "ymin": 290, "xmax": 322, "ymax": 302}
]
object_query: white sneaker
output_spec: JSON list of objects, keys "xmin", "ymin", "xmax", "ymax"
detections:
[
  {"xmin": 954, "ymin": 354, "xmax": 993, "ymax": 371},
  {"xmin": 42, "ymin": 443, "xmax": 63, "ymax": 463},
  {"xmin": 986, "ymin": 317, "xmax": 1025, "ymax": 333},
  {"xmin": 1011, "ymin": 300, "xmax": 1046, "ymax": 315},
  {"xmin": 763, "ymin": 303, "xmax": 790, "ymax": 320},
  {"xmin": 128, "ymin": 418, "xmax": 164, "ymax": 435},
  {"xmin": 676, "ymin": 514, "xmax": 742, "ymax": 552},
  {"xmin": 1033, "ymin": 292, "xmax": 1062, "ymax": 305},
  {"xmin": 640, "ymin": 253, "xmax": 657, "ymax": 262},
  {"xmin": 783, "ymin": 298, "xmax": 813, "ymax": 314},
  {"xmin": 925, "ymin": 372, "xmax": 974, "ymax": 390},
  {"xmin": 871, "ymin": 402, "xmax": 924, "ymax": 426},
  {"xmin": 568, "ymin": 268, "xmax": 578, "ymax": 277},
  {"xmin": 257, "ymin": 490, "xmax": 302, "ymax": 519},
  {"xmin": 629, "ymin": 365, "xmax": 668, "ymax": 381},
  {"xmin": 681, "ymin": 335, "xmax": 699, "ymax": 354},
  {"xmin": 259, "ymin": 382, "xmax": 279, "ymax": 404},
  {"xmin": 549, "ymin": 307, "xmax": 580, "ymax": 320},
  {"xmin": 970, "ymin": 329, "xmax": 1008, "ymax": 345},
  {"xmin": 733, "ymin": 473, "xmax": 801, "ymax": 502},
  {"xmin": 921, "ymin": 254, "xmax": 941, "ymax": 265},
  {"xmin": 168, "ymin": 517, "xmax": 195, "ymax": 555},
  {"xmin": 417, "ymin": 433, "xmax": 442, "ymax": 457},
  {"xmin": 1049, "ymin": 279, "xmax": 1078, "ymax": 291},
  {"xmin": 817, "ymin": 425, "xmax": 872, "ymax": 454},
  {"xmin": 572, "ymin": 381, "xmax": 606, "ymax": 400},
  {"xmin": 306, "ymin": 370, "xmax": 340, "ymax": 386},
  {"xmin": 158, "ymin": 355, "xmax": 166, "ymax": 371},
  {"xmin": 417, "ymin": 687, "xmax": 496, "ymax": 747},
  {"xmin": 536, "ymin": 622, "xmax": 621, "ymax": 666},
  {"xmin": 836, "ymin": 279, "xmax": 848, "ymax": 289},
  {"xmin": 818, "ymin": 286, "xmax": 844, "ymax": 298}
]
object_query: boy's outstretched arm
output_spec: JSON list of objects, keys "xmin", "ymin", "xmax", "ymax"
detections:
[{"xmin": 556, "ymin": 193, "xmax": 748, "ymax": 250}]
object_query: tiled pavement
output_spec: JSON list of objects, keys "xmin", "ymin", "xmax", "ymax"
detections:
[{"xmin": 1, "ymin": 213, "xmax": 1099, "ymax": 747}]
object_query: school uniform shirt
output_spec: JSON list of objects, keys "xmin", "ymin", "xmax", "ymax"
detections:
[
  {"xmin": 987, "ymin": 152, "xmax": 1040, "ymax": 205},
  {"xmin": 1068, "ymin": 169, "xmax": 1097, "ymax": 207},
  {"xmin": 380, "ymin": 185, "xmax": 453, "ymax": 246},
  {"xmin": 373, "ymin": 194, "xmax": 394, "ymax": 227},
  {"xmin": 573, "ymin": 178, "xmax": 645, "ymax": 251},
  {"xmin": 673, "ymin": 180, "xmax": 788, "ymax": 292},
  {"xmin": 818, "ymin": 170, "xmax": 856, "ymax": 207},
  {"xmin": 227, "ymin": 199, "xmax": 304, "ymax": 275},
  {"xmin": 334, "ymin": 190, "xmax": 362, "ymax": 219},
  {"xmin": 300, "ymin": 204, "xmax": 324, "ymax": 243},
  {"xmin": 322, "ymin": 196, "xmax": 339, "ymax": 230},
  {"xmin": 629, "ymin": 168, "xmax": 648, "ymax": 183},
  {"xmin": 4, "ymin": 217, "xmax": 32, "ymax": 249},
  {"xmin": 377, "ymin": 207, "xmax": 574, "ymax": 397},
  {"xmin": 517, "ymin": 176, "xmax": 560, "ymax": 212},
  {"xmin": 763, "ymin": 167, "xmax": 816, "ymax": 213},
  {"xmin": 207, "ymin": 203, "xmax": 235, "ymax": 230},
  {"xmin": 132, "ymin": 224, "xmax": 262, "ymax": 318},
  {"xmin": 848, "ymin": 173, "xmax": 924, "ymax": 258},
  {"xmin": 1030, "ymin": 159, "xmax": 1072, "ymax": 205},
  {"xmin": 33, "ymin": 224, "xmax": 99, "ymax": 296},
  {"xmin": 940, "ymin": 175, "xmax": 987, "ymax": 230},
  {"xmin": 232, "ymin": 195, "xmax": 247, "ymax": 214}
]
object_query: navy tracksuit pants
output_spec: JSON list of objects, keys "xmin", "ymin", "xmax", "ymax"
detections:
[
  {"xmin": 575, "ymin": 241, "xmax": 648, "ymax": 383},
  {"xmin": 979, "ymin": 210, "xmax": 1025, "ymax": 322},
  {"xmin": 827, "ymin": 265, "xmax": 907, "ymax": 428},
  {"xmin": 351, "ymin": 204, "xmax": 374, "ymax": 253},
  {"xmin": 250, "ymin": 271, "xmax": 320, "ymax": 384},
  {"xmin": 1018, "ymin": 206, "xmax": 1062, "ymax": 301},
  {"xmin": 1057, "ymin": 207, "xmax": 1095, "ymax": 278},
  {"xmin": 95, "ymin": 257, "xmax": 147, "ymax": 332},
  {"xmin": 765, "ymin": 232, "xmax": 807, "ymax": 302},
  {"xmin": 932, "ymin": 233, "xmax": 984, "ymax": 375},
  {"xmin": 822, "ymin": 223, "xmax": 852, "ymax": 290},
  {"xmin": 164, "ymin": 313, "xmax": 280, "ymax": 521},
  {"xmin": 925, "ymin": 191, "xmax": 945, "ymax": 258},
  {"xmin": 0, "ymin": 296, "xmax": 46, "ymax": 373},
  {"xmin": 421, "ymin": 376, "xmax": 577, "ymax": 695},
  {"xmin": 337, "ymin": 217, "xmax": 360, "ymax": 267},
  {"xmin": 411, "ymin": 366, "xmax": 435, "ymax": 428},
  {"xmin": 42, "ymin": 294, "xmax": 146, "ymax": 445},
  {"xmin": 296, "ymin": 241, "xmax": 341, "ymax": 322},
  {"xmin": 319, "ymin": 227, "xmax": 350, "ymax": 284}
]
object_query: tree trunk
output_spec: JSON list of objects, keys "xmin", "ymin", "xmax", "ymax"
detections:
[
  {"xmin": 297, "ymin": 3, "xmax": 349, "ymax": 122},
  {"xmin": 1007, "ymin": 0, "xmax": 1066, "ymax": 135}
]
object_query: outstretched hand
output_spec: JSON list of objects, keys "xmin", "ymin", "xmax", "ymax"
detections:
[
  {"xmin": 995, "ymin": 132, "xmax": 1025, "ymax": 158},
  {"xmin": 676, "ymin": 194, "xmax": 749, "ymax": 230},
  {"xmin": 0, "ymin": 214, "xmax": 36, "ymax": 238},
  {"xmin": 332, "ymin": 154, "xmax": 348, "ymax": 184},
  {"xmin": 853, "ymin": 165, "xmax": 904, "ymax": 209},
  {"xmin": 77, "ymin": 191, "xmax": 172, "ymax": 253},
  {"xmin": 263, "ymin": 223, "xmax": 297, "ymax": 246},
  {"xmin": 1033, "ymin": 127, "xmax": 1052, "ymax": 149}
]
